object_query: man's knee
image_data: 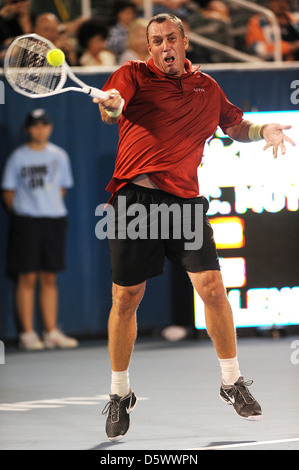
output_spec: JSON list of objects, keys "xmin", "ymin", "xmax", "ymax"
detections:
[
  {"xmin": 112, "ymin": 282, "xmax": 146, "ymax": 316},
  {"xmin": 189, "ymin": 271, "xmax": 227, "ymax": 307}
]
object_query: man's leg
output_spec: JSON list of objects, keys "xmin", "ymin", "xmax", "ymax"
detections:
[
  {"xmin": 188, "ymin": 270, "xmax": 237, "ymax": 360},
  {"xmin": 188, "ymin": 269, "xmax": 262, "ymax": 420},
  {"xmin": 103, "ymin": 281, "xmax": 145, "ymax": 441},
  {"xmin": 108, "ymin": 281, "xmax": 146, "ymax": 386}
]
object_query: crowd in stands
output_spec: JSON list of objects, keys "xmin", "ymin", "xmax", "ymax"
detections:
[{"xmin": 0, "ymin": 0, "xmax": 299, "ymax": 66}]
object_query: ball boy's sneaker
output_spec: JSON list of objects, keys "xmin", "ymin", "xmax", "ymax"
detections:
[
  {"xmin": 43, "ymin": 328, "xmax": 78, "ymax": 349},
  {"xmin": 102, "ymin": 389, "xmax": 137, "ymax": 441},
  {"xmin": 220, "ymin": 376, "xmax": 262, "ymax": 420},
  {"xmin": 19, "ymin": 331, "xmax": 45, "ymax": 351}
]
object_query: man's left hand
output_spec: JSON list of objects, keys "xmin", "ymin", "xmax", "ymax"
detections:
[{"xmin": 262, "ymin": 123, "xmax": 295, "ymax": 158}]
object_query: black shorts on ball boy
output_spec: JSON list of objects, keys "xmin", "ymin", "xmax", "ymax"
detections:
[
  {"xmin": 8, "ymin": 214, "xmax": 67, "ymax": 276},
  {"xmin": 108, "ymin": 183, "xmax": 220, "ymax": 286}
]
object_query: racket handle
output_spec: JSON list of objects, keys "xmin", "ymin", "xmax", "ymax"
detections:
[{"xmin": 86, "ymin": 87, "xmax": 109, "ymax": 100}]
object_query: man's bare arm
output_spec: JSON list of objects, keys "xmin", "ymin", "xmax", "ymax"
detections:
[{"xmin": 226, "ymin": 119, "xmax": 263, "ymax": 142}]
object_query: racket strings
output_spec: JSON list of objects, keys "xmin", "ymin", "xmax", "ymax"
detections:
[{"xmin": 6, "ymin": 36, "xmax": 65, "ymax": 96}]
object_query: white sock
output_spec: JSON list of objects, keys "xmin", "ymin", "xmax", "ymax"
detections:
[
  {"xmin": 111, "ymin": 369, "xmax": 130, "ymax": 397},
  {"xmin": 218, "ymin": 356, "xmax": 241, "ymax": 387}
]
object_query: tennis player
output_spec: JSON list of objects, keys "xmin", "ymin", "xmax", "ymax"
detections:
[{"xmin": 94, "ymin": 13, "xmax": 295, "ymax": 441}]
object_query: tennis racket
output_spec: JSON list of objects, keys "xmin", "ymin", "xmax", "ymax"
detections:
[{"xmin": 4, "ymin": 33, "xmax": 109, "ymax": 100}]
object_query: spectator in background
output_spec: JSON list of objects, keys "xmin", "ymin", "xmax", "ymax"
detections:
[
  {"xmin": 185, "ymin": 0, "xmax": 231, "ymax": 30},
  {"xmin": 34, "ymin": 12, "xmax": 78, "ymax": 65},
  {"xmin": 0, "ymin": 0, "xmax": 32, "ymax": 64},
  {"xmin": 246, "ymin": 0, "xmax": 299, "ymax": 61},
  {"xmin": 200, "ymin": 0, "xmax": 230, "ymax": 24},
  {"xmin": 140, "ymin": 0, "xmax": 190, "ymax": 18},
  {"xmin": 90, "ymin": 0, "xmax": 118, "ymax": 27},
  {"xmin": 181, "ymin": 17, "xmax": 212, "ymax": 64},
  {"xmin": 119, "ymin": 18, "xmax": 150, "ymax": 64},
  {"xmin": 77, "ymin": 17, "xmax": 116, "ymax": 66},
  {"xmin": 106, "ymin": 1, "xmax": 137, "ymax": 61},
  {"xmin": 1, "ymin": 109, "xmax": 78, "ymax": 351},
  {"xmin": 30, "ymin": 0, "xmax": 85, "ymax": 36}
]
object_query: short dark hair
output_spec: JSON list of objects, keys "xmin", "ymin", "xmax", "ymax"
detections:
[
  {"xmin": 114, "ymin": 0, "xmax": 137, "ymax": 16},
  {"xmin": 146, "ymin": 13, "xmax": 185, "ymax": 43},
  {"xmin": 77, "ymin": 18, "xmax": 108, "ymax": 49}
]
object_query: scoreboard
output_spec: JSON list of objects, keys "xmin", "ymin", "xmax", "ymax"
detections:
[{"xmin": 194, "ymin": 111, "xmax": 299, "ymax": 329}]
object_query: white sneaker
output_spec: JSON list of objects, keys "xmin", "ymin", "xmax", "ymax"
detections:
[
  {"xmin": 43, "ymin": 328, "xmax": 79, "ymax": 349},
  {"xmin": 19, "ymin": 331, "xmax": 45, "ymax": 351}
]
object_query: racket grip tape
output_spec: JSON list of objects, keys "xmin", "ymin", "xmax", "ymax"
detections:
[{"xmin": 86, "ymin": 87, "xmax": 109, "ymax": 100}]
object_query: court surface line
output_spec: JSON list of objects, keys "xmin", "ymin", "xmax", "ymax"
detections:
[{"xmin": 187, "ymin": 437, "xmax": 299, "ymax": 450}]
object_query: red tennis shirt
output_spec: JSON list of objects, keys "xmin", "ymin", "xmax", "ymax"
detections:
[{"xmin": 103, "ymin": 58, "xmax": 243, "ymax": 199}]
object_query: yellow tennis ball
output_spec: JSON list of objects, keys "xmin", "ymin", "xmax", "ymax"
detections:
[{"xmin": 47, "ymin": 49, "xmax": 65, "ymax": 67}]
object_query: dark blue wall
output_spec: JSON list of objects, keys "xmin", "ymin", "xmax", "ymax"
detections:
[{"xmin": 0, "ymin": 66, "xmax": 298, "ymax": 340}]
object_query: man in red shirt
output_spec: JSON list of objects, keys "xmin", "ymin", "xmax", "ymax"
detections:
[{"xmin": 95, "ymin": 13, "xmax": 295, "ymax": 441}]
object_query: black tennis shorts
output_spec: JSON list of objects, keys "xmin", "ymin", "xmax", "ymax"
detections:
[
  {"xmin": 8, "ymin": 215, "xmax": 68, "ymax": 276},
  {"xmin": 108, "ymin": 184, "xmax": 220, "ymax": 286}
]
